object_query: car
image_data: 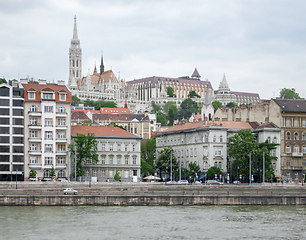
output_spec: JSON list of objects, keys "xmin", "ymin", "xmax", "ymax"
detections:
[
  {"xmin": 166, "ymin": 181, "xmax": 177, "ymax": 185},
  {"xmin": 205, "ymin": 180, "xmax": 222, "ymax": 185},
  {"xmin": 193, "ymin": 181, "xmax": 202, "ymax": 185},
  {"xmin": 63, "ymin": 188, "xmax": 78, "ymax": 195},
  {"xmin": 177, "ymin": 180, "xmax": 189, "ymax": 185},
  {"xmin": 233, "ymin": 181, "xmax": 241, "ymax": 185}
]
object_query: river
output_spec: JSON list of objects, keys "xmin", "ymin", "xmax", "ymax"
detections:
[{"xmin": 0, "ymin": 205, "xmax": 305, "ymax": 239}]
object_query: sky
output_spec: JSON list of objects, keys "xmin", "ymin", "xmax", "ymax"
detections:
[{"xmin": 0, "ymin": 0, "xmax": 306, "ymax": 99}]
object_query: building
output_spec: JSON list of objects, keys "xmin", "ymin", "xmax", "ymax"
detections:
[
  {"xmin": 214, "ymin": 74, "xmax": 261, "ymax": 106},
  {"xmin": 21, "ymin": 79, "xmax": 72, "ymax": 181},
  {"xmin": 0, "ymin": 80, "xmax": 24, "ymax": 181},
  {"xmin": 71, "ymin": 126, "xmax": 142, "ymax": 182},
  {"xmin": 156, "ymin": 120, "xmax": 281, "ymax": 181}
]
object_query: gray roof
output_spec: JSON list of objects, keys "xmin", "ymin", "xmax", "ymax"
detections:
[{"xmin": 273, "ymin": 99, "xmax": 306, "ymax": 112}]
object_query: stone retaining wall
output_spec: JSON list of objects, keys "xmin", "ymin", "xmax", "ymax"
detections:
[{"xmin": 1, "ymin": 195, "xmax": 306, "ymax": 206}]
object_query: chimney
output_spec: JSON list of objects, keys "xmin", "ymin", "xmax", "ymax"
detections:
[{"xmin": 38, "ymin": 79, "xmax": 47, "ymax": 85}]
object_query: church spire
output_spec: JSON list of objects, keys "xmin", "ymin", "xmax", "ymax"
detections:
[
  {"xmin": 71, "ymin": 16, "xmax": 80, "ymax": 44},
  {"xmin": 100, "ymin": 52, "xmax": 104, "ymax": 75}
]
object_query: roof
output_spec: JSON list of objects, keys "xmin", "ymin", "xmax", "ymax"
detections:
[
  {"xmin": 214, "ymin": 90, "xmax": 260, "ymax": 98},
  {"xmin": 191, "ymin": 68, "xmax": 201, "ymax": 78},
  {"xmin": 71, "ymin": 125, "xmax": 141, "ymax": 139},
  {"xmin": 126, "ymin": 76, "xmax": 212, "ymax": 89},
  {"xmin": 71, "ymin": 110, "xmax": 90, "ymax": 121},
  {"xmin": 99, "ymin": 107, "xmax": 130, "ymax": 114},
  {"xmin": 273, "ymin": 99, "xmax": 306, "ymax": 112},
  {"xmin": 93, "ymin": 113, "xmax": 150, "ymax": 122}
]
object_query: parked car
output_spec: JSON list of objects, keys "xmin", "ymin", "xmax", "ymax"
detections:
[
  {"xmin": 193, "ymin": 181, "xmax": 202, "ymax": 185},
  {"xmin": 166, "ymin": 181, "xmax": 177, "ymax": 185},
  {"xmin": 205, "ymin": 180, "xmax": 222, "ymax": 185},
  {"xmin": 233, "ymin": 181, "xmax": 241, "ymax": 185},
  {"xmin": 177, "ymin": 180, "xmax": 189, "ymax": 185},
  {"xmin": 63, "ymin": 188, "xmax": 78, "ymax": 195}
]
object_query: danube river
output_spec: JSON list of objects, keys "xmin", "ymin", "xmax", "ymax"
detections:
[{"xmin": 0, "ymin": 205, "xmax": 305, "ymax": 239}]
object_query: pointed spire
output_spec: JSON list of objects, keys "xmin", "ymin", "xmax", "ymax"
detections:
[
  {"xmin": 93, "ymin": 65, "xmax": 98, "ymax": 75},
  {"xmin": 124, "ymin": 100, "xmax": 128, "ymax": 108},
  {"xmin": 204, "ymin": 85, "xmax": 211, "ymax": 106},
  {"xmin": 100, "ymin": 52, "xmax": 104, "ymax": 74},
  {"xmin": 71, "ymin": 16, "xmax": 80, "ymax": 44},
  {"xmin": 191, "ymin": 68, "xmax": 201, "ymax": 79},
  {"xmin": 219, "ymin": 73, "xmax": 229, "ymax": 90}
]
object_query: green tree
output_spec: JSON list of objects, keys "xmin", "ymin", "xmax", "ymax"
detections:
[
  {"xmin": 83, "ymin": 99, "xmax": 95, "ymax": 107},
  {"xmin": 188, "ymin": 91, "xmax": 201, "ymax": 98},
  {"xmin": 187, "ymin": 162, "xmax": 200, "ymax": 179},
  {"xmin": 29, "ymin": 170, "xmax": 36, "ymax": 178},
  {"xmin": 68, "ymin": 133, "xmax": 98, "ymax": 177},
  {"xmin": 71, "ymin": 95, "xmax": 81, "ymax": 106},
  {"xmin": 212, "ymin": 101, "xmax": 223, "ymax": 112},
  {"xmin": 207, "ymin": 166, "xmax": 222, "ymax": 180},
  {"xmin": 226, "ymin": 102, "xmax": 238, "ymax": 108},
  {"xmin": 0, "ymin": 78, "xmax": 7, "ymax": 84},
  {"xmin": 155, "ymin": 147, "xmax": 178, "ymax": 179},
  {"xmin": 50, "ymin": 167, "xmax": 56, "ymax": 178},
  {"xmin": 94, "ymin": 100, "xmax": 117, "ymax": 109},
  {"xmin": 114, "ymin": 170, "xmax": 121, "ymax": 181},
  {"xmin": 180, "ymin": 98, "xmax": 199, "ymax": 120},
  {"xmin": 141, "ymin": 135, "xmax": 156, "ymax": 167},
  {"xmin": 157, "ymin": 115, "xmax": 167, "ymax": 126},
  {"xmin": 151, "ymin": 103, "xmax": 162, "ymax": 115},
  {"xmin": 166, "ymin": 86, "xmax": 176, "ymax": 97},
  {"xmin": 141, "ymin": 158, "xmax": 155, "ymax": 176},
  {"xmin": 163, "ymin": 101, "xmax": 178, "ymax": 126},
  {"xmin": 280, "ymin": 88, "xmax": 300, "ymax": 99}
]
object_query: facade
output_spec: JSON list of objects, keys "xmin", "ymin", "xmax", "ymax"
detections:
[
  {"xmin": 156, "ymin": 121, "xmax": 281, "ymax": 181},
  {"xmin": 71, "ymin": 126, "xmax": 142, "ymax": 182},
  {"xmin": 214, "ymin": 74, "xmax": 261, "ymax": 106},
  {"xmin": 21, "ymin": 79, "xmax": 71, "ymax": 181},
  {"xmin": 0, "ymin": 80, "xmax": 24, "ymax": 181}
]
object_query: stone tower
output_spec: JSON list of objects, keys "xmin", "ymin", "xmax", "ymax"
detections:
[{"xmin": 68, "ymin": 16, "xmax": 82, "ymax": 90}]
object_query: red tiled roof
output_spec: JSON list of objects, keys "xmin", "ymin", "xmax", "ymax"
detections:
[
  {"xmin": 93, "ymin": 113, "xmax": 149, "ymax": 122},
  {"xmin": 99, "ymin": 108, "xmax": 130, "ymax": 114},
  {"xmin": 71, "ymin": 125, "xmax": 141, "ymax": 138},
  {"xmin": 71, "ymin": 110, "xmax": 90, "ymax": 121}
]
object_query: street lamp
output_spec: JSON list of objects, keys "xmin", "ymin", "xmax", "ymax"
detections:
[{"xmin": 15, "ymin": 168, "xmax": 18, "ymax": 190}]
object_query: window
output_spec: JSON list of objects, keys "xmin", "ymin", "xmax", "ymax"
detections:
[
  {"xmin": 93, "ymin": 170, "xmax": 97, "ymax": 177},
  {"xmin": 109, "ymin": 156, "xmax": 113, "ymax": 164},
  {"xmin": 101, "ymin": 170, "xmax": 105, "ymax": 177},
  {"xmin": 0, "ymin": 87, "xmax": 9, "ymax": 96},
  {"xmin": 13, "ymin": 109, "xmax": 23, "ymax": 116},
  {"xmin": 133, "ymin": 156, "xmax": 136, "ymax": 164},
  {"xmin": 272, "ymin": 163, "xmax": 276, "ymax": 171},
  {"xmin": 45, "ymin": 131, "xmax": 52, "ymax": 139},
  {"xmin": 117, "ymin": 144, "xmax": 121, "ymax": 151},
  {"xmin": 273, "ymin": 137, "xmax": 277, "ymax": 144},
  {"xmin": 194, "ymin": 148, "xmax": 197, "ymax": 157},
  {"xmin": 45, "ymin": 144, "xmax": 52, "ymax": 152},
  {"xmin": 134, "ymin": 128, "xmax": 137, "ymax": 134},
  {"xmin": 58, "ymin": 132, "xmax": 65, "ymax": 139},
  {"xmin": 45, "ymin": 119, "xmax": 52, "ymax": 126},
  {"xmin": 44, "ymin": 106, "xmax": 53, "ymax": 113},
  {"xmin": 186, "ymin": 149, "xmax": 189, "ymax": 157},
  {"xmin": 30, "ymin": 105, "xmax": 36, "ymax": 112},
  {"xmin": 303, "ymin": 146, "xmax": 306, "ymax": 153},
  {"xmin": 214, "ymin": 161, "xmax": 218, "ymax": 167},
  {"xmin": 286, "ymin": 132, "xmax": 290, "ymax": 140},
  {"xmin": 286, "ymin": 119, "xmax": 291, "ymax": 127},
  {"xmin": 44, "ymin": 170, "xmax": 50, "ymax": 178},
  {"xmin": 125, "ymin": 156, "xmax": 129, "ymax": 164},
  {"xmin": 30, "ymin": 118, "xmax": 37, "ymax": 125},
  {"xmin": 286, "ymin": 172, "xmax": 290, "ymax": 179},
  {"xmin": 270, "ymin": 149, "xmax": 276, "ymax": 157},
  {"xmin": 109, "ymin": 170, "xmax": 114, "ymax": 177},
  {"xmin": 294, "ymin": 146, "xmax": 299, "ymax": 153},
  {"xmin": 303, "ymin": 133, "xmax": 306, "ymax": 140},
  {"xmin": 28, "ymin": 92, "xmax": 35, "ymax": 100},
  {"xmin": 294, "ymin": 133, "xmax": 299, "ymax": 140},
  {"xmin": 30, "ymin": 131, "xmax": 37, "ymax": 138},
  {"xmin": 213, "ymin": 135, "xmax": 216, "ymax": 142},
  {"xmin": 110, "ymin": 143, "xmax": 113, "ymax": 151},
  {"xmin": 101, "ymin": 156, "xmax": 105, "ymax": 164},
  {"xmin": 203, "ymin": 148, "xmax": 208, "ymax": 157},
  {"xmin": 30, "ymin": 157, "xmax": 37, "ymax": 164},
  {"xmin": 286, "ymin": 146, "xmax": 291, "ymax": 153},
  {"xmin": 125, "ymin": 170, "xmax": 129, "ymax": 178},
  {"xmin": 133, "ymin": 144, "xmax": 136, "ymax": 151},
  {"xmin": 295, "ymin": 172, "xmax": 299, "ymax": 180},
  {"xmin": 117, "ymin": 156, "xmax": 121, "ymax": 165},
  {"xmin": 190, "ymin": 148, "xmax": 193, "ymax": 157},
  {"xmin": 58, "ymin": 106, "xmax": 65, "ymax": 113},
  {"xmin": 57, "ymin": 144, "xmax": 65, "ymax": 151},
  {"xmin": 218, "ymin": 162, "xmax": 222, "ymax": 169},
  {"xmin": 294, "ymin": 120, "xmax": 299, "ymax": 127},
  {"xmin": 203, "ymin": 161, "xmax": 208, "ymax": 169},
  {"xmin": 59, "ymin": 94, "xmax": 66, "ymax": 101},
  {"xmin": 45, "ymin": 157, "xmax": 52, "ymax": 165},
  {"xmin": 58, "ymin": 119, "xmax": 65, "ymax": 126},
  {"xmin": 101, "ymin": 144, "xmax": 105, "ymax": 151},
  {"xmin": 58, "ymin": 157, "xmax": 65, "ymax": 164},
  {"xmin": 30, "ymin": 144, "xmax": 37, "ymax": 151},
  {"xmin": 42, "ymin": 93, "xmax": 54, "ymax": 99},
  {"xmin": 267, "ymin": 137, "xmax": 271, "ymax": 143},
  {"xmin": 58, "ymin": 171, "xmax": 65, "ymax": 178},
  {"xmin": 125, "ymin": 144, "xmax": 128, "ymax": 151},
  {"xmin": 287, "ymin": 160, "xmax": 291, "ymax": 167},
  {"xmin": 303, "ymin": 120, "xmax": 306, "ymax": 128},
  {"xmin": 214, "ymin": 149, "xmax": 222, "ymax": 156},
  {"xmin": 181, "ymin": 150, "xmax": 184, "ymax": 157}
]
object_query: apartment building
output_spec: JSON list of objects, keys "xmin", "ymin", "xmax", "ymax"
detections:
[
  {"xmin": 21, "ymin": 79, "xmax": 71, "ymax": 181},
  {"xmin": 0, "ymin": 80, "xmax": 24, "ymax": 181}
]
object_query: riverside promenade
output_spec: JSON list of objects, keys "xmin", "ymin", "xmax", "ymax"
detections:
[{"xmin": 0, "ymin": 182, "xmax": 306, "ymax": 206}]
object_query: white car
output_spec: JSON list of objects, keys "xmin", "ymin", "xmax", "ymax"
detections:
[
  {"xmin": 177, "ymin": 180, "xmax": 189, "ymax": 185},
  {"xmin": 63, "ymin": 188, "xmax": 78, "ymax": 195}
]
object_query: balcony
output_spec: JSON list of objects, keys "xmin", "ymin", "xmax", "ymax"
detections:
[
  {"xmin": 56, "ymin": 150, "xmax": 68, "ymax": 155},
  {"xmin": 292, "ymin": 153, "xmax": 303, "ymax": 157},
  {"xmin": 56, "ymin": 138, "xmax": 67, "ymax": 143},
  {"xmin": 28, "ymin": 137, "xmax": 42, "ymax": 142},
  {"xmin": 42, "ymin": 164, "xmax": 53, "ymax": 170},
  {"xmin": 28, "ymin": 111, "xmax": 42, "ymax": 117},
  {"xmin": 28, "ymin": 124, "xmax": 42, "ymax": 130},
  {"xmin": 56, "ymin": 112, "xmax": 67, "ymax": 117},
  {"xmin": 55, "ymin": 163, "xmax": 67, "ymax": 170},
  {"xmin": 292, "ymin": 166, "xmax": 303, "ymax": 170},
  {"xmin": 28, "ymin": 150, "xmax": 42, "ymax": 155},
  {"xmin": 28, "ymin": 163, "xmax": 42, "ymax": 170},
  {"xmin": 56, "ymin": 125, "xmax": 68, "ymax": 130}
]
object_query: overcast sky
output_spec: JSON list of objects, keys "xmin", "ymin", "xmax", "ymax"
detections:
[{"xmin": 1, "ymin": 0, "xmax": 306, "ymax": 99}]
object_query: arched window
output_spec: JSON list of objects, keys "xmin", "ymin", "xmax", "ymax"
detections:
[
  {"xmin": 267, "ymin": 137, "xmax": 271, "ymax": 143},
  {"xmin": 213, "ymin": 135, "xmax": 216, "ymax": 142},
  {"xmin": 58, "ymin": 106, "xmax": 65, "ymax": 113},
  {"xmin": 294, "ymin": 146, "xmax": 299, "ymax": 153},
  {"xmin": 273, "ymin": 137, "xmax": 277, "ymax": 144},
  {"xmin": 220, "ymin": 135, "xmax": 223, "ymax": 143},
  {"xmin": 286, "ymin": 146, "xmax": 291, "ymax": 153},
  {"xmin": 286, "ymin": 132, "xmax": 291, "ymax": 140},
  {"xmin": 44, "ymin": 170, "xmax": 50, "ymax": 178},
  {"xmin": 58, "ymin": 170, "xmax": 65, "ymax": 178},
  {"xmin": 303, "ymin": 133, "xmax": 306, "ymax": 140},
  {"xmin": 30, "ymin": 105, "xmax": 36, "ymax": 112},
  {"xmin": 294, "ymin": 133, "xmax": 299, "ymax": 140}
]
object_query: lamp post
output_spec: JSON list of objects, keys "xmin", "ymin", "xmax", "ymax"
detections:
[
  {"xmin": 170, "ymin": 151, "xmax": 172, "ymax": 181},
  {"xmin": 15, "ymin": 168, "xmax": 18, "ymax": 190},
  {"xmin": 89, "ymin": 167, "xmax": 91, "ymax": 188},
  {"xmin": 249, "ymin": 153, "xmax": 252, "ymax": 185},
  {"xmin": 263, "ymin": 151, "xmax": 265, "ymax": 184}
]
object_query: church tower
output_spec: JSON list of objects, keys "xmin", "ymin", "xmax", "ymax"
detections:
[{"xmin": 68, "ymin": 16, "xmax": 82, "ymax": 90}]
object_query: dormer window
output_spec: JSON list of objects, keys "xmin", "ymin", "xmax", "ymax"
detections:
[
  {"xmin": 28, "ymin": 92, "xmax": 35, "ymax": 100},
  {"xmin": 42, "ymin": 93, "xmax": 54, "ymax": 100},
  {"xmin": 59, "ymin": 93, "xmax": 66, "ymax": 101}
]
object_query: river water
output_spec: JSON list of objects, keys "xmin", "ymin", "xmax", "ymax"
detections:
[{"xmin": 0, "ymin": 205, "xmax": 305, "ymax": 240}]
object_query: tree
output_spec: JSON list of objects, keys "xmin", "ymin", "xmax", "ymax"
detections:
[
  {"xmin": 50, "ymin": 167, "xmax": 56, "ymax": 178},
  {"xmin": 226, "ymin": 102, "xmax": 238, "ymax": 108},
  {"xmin": 68, "ymin": 133, "xmax": 98, "ymax": 177},
  {"xmin": 166, "ymin": 86, "xmax": 176, "ymax": 97},
  {"xmin": 212, "ymin": 101, "xmax": 223, "ymax": 112},
  {"xmin": 188, "ymin": 91, "xmax": 201, "ymax": 98},
  {"xmin": 280, "ymin": 88, "xmax": 300, "ymax": 99},
  {"xmin": 157, "ymin": 115, "xmax": 167, "ymax": 126},
  {"xmin": 71, "ymin": 95, "xmax": 81, "ymax": 106},
  {"xmin": 141, "ymin": 135, "xmax": 156, "ymax": 167},
  {"xmin": 141, "ymin": 158, "xmax": 155, "ymax": 176},
  {"xmin": 151, "ymin": 103, "xmax": 162, "ymax": 115},
  {"xmin": 29, "ymin": 170, "xmax": 36, "ymax": 178},
  {"xmin": 0, "ymin": 78, "xmax": 7, "ymax": 84},
  {"xmin": 207, "ymin": 166, "xmax": 222, "ymax": 180},
  {"xmin": 155, "ymin": 147, "xmax": 178, "ymax": 179},
  {"xmin": 180, "ymin": 98, "xmax": 199, "ymax": 120},
  {"xmin": 94, "ymin": 100, "xmax": 117, "ymax": 109},
  {"xmin": 187, "ymin": 162, "xmax": 200, "ymax": 179},
  {"xmin": 163, "ymin": 101, "xmax": 178, "ymax": 126},
  {"xmin": 114, "ymin": 170, "xmax": 121, "ymax": 181}
]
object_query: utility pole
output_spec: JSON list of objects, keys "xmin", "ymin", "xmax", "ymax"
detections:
[
  {"xmin": 170, "ymin": 151, "xmax": 172, "ymax": 181},
  {"xmin": 74, "ymin": 146, "xmax": 77, "ymax": 182},
  {"xmin": 249, "ymin": 153, "xmax": 252, "ymax": 185},
  {"xmin": 263, "ymin": 151, "xmax": 265, "ymax": 184}
]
